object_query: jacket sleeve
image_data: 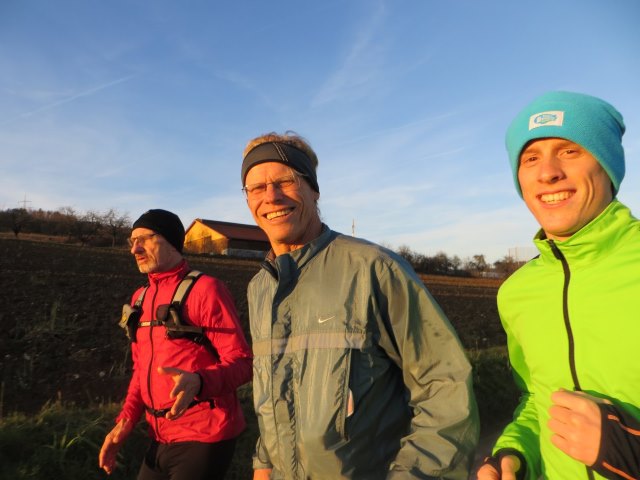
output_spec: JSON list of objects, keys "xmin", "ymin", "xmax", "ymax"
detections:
[
  {"xmin": 592, "ymin": 403, "xmax": 640, "ymax": 479},
  {"xmin": 188, "ymin": 277, "xmax": 253, "ymax": 399},
  {"xmin": 376, "ymin": 259, "xmax": 480, "ymax": 479},
  {"xmin": 252, "ymin": 435, "xmax": 273, "ymax": 471},
  {"xmin": 491, "ymin": 311, "xmax": 542, "ymax": 480},
  {"xmin": 116, "ymin": 288, "xmax": 147, "ymax": 425},
  {"xmin": 116, "ymin": 340, "xmax": 146, "ymax": 425}
]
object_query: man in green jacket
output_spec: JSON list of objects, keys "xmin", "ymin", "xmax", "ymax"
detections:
[
  {"xmin": 240, "ymin": 132, "xmax": 479, "ymax": 479},
  {"xmin": 477, "ymin": 91, "xmax": 640, "ymax": 479}
]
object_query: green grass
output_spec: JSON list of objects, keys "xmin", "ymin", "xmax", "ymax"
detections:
[
  {"xmin": 0, "ymin": 389, "xmax": 257, "ymax": 480},
  {"xmin": 0, "ymin": 402, "xmax": 147, "ymax": 480},
  {"xmin": 469, "ymin": 346, "xmax": 520, "ymax": 430},
  {"xmin": 0, "ymin": 353, "xmax": 517, "ymax": 479}
]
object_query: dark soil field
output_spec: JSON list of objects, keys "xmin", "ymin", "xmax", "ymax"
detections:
[{"xmin": 0, "ymin": 235, "xmax": 507, "ymax": 415}]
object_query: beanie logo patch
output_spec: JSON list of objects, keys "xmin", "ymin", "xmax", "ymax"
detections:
[{"xmin": 529, "ymin": 111, "xmax": 564, "ymax": 130}]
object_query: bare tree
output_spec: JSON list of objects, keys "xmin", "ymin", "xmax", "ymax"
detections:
[
  {"xmin": 102, "ymin": 208, "xmax": 131, "ymax": 247},
  {"xmin": 67, "ymin": 210, "xmax": 102, "ymax": 245},
  {"xmin": 9, "ymin": 208, "xmax": 29, "ymax": 237},
  {"xmin": 493, "ymin": 255, "xmax": 523, "ymax": 277},
  {"xmin": 56, "ymin": 206, "xmax": 78, "ymax": 239},
  {"xmin": 464, "ymin": 254, "xmax": 489, "ymax": 276},
  {"xmin": 396, "ymin": 244, "xmax": 416, "ymax": 265}
]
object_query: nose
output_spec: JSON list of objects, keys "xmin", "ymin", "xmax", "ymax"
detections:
[
  {"xmin": 130, "ymin": 241, "xmax": 144, "ymax": 254},
  {"xmin": 263, "ymin": 181, "xmax": 284, "ymax": 201},
  {"xmin": 538, "ymin": 156, "xmax": 565, "ymax": 184}
]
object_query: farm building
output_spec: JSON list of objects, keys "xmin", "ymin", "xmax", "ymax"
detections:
[{"xmin": 183, "ymin": 219, "xmax": 269, "ymax": 257}]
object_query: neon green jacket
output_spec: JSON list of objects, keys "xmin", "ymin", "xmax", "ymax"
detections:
[
  {"xmin": 494, "ymin": 200, "xmax": 640, "ymax": 479},
  {"xmin": 248, "ymin": 226, "xmax": 479, "ymax": 479}
]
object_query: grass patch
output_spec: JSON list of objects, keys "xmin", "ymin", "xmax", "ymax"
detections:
[
  {"xmin": 0, "ymin": 356, "xmax": 518, "ymax": 479},
  {"xmin": 469, "ymin": 346, "xmax": 519, "ymax": 430},
  {"xmin": 0, "ymin": 401, "xmax": 146, "ymax": 480}
]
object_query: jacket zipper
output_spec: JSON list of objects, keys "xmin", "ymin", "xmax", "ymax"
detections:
[
  {"xmin": 548, "ymin": 240, "xmax": 581, "ymax": 391},
  {"xmin": 548, "ymin": 240, "xmax": 594, "ymax": 480},
  {"xmin": 147, "ymin": 284, "xmax": 162, "ymax": 440}
]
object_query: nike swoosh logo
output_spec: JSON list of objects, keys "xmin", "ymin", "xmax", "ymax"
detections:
[{"xmin": 318, "ymin": 315, "xmax": 335, "ymax": 324}]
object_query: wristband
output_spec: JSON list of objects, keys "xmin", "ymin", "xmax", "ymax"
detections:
[{"xmin": 482, "ymin": 448, "xmax": 527, "ymax": 480}]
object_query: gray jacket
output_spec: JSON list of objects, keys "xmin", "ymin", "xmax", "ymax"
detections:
[{"xmin": 249, "ymin": 227, "xmax": 479, "ymax": 479}]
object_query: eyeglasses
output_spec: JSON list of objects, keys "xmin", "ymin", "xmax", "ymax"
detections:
[
  {"xmin": 242, "ymin": 174, "xmax": 302, "ymax": 199},
  {"xmin": 128, "ymin": 233, "xmax": 158, "ymax": 247}
]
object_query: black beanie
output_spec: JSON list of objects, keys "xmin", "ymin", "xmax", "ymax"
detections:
[{"xmin": 132, "ymin": 209, "xmax": 185, "ymax": 253}]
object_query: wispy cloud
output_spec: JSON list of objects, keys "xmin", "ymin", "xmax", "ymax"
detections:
[
  {"xmin": 213, "ymin": 69, "xmax": 282, "ymax": 113},
  {"xmin": 1, "ymin": 74, "xmax": 138, "ymax": 126},
  {"xmin": 311, "ymin": 2, "xmax": 388, "ymax": 107}
]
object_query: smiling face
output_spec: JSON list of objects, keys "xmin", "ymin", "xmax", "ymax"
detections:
[
  {"xmin": 244, "ymin": 161, "xmax": 322, "ymax": 256},
  {"xmin": 130, "ymin": 227, "xmax": 182, "ymax": 273},
  {"xmin": 518, "ymin": 137, "xmax": 613, "ymax": 241}
]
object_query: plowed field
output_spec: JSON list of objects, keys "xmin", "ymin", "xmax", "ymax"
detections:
[{"xmin": 0, "ymin": 236, "xmax": 505, "ymax": 415}]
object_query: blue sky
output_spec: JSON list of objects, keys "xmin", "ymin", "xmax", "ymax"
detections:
[{"xmin": 1, "ymin": 0, "xmax": 639, "ymax": 262}]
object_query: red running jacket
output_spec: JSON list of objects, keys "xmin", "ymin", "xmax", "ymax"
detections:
[{"xmin": 116, "ymin": 260, "xmax": 253, "ymax": 443}]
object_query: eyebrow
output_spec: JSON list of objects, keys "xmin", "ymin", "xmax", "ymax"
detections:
[
  {"xmin": 522, "ymin": 139, "xmax": 579, "ymax": 153},
  {"xmin": 245, "ymin": 168, "xmax": 296, "ymax": 185}
]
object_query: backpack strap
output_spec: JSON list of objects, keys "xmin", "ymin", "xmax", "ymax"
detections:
[
  {"xmin": 161, "ymin": 270, "xmax": 220, "ymax": 361},
  {"xmin": 119, "ymin": 285, "xmax": 150, "ymax": 341},
  {"xmin": 134, "ymin": 286, "xmax": 149, "ymax": 308},
  {"xmin": 120, "ymin": 271, "xmax": 219, "ymax": 361},
  {"xmin": 131, "ymin": 286, "xmax": 163, "ymax": 329},
  {"xmin": 171, "ymin": 270, "xmax": 203, "ymax": 307}
]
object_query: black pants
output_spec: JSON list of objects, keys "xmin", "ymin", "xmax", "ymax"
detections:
[{"xmin": 137, "ymin": 438, "xmax": 236, "ymax": 480}]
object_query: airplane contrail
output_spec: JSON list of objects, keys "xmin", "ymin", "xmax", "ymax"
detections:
[{"xmin": 1, "ymin": 73, "xmax": 138, "ymax": 126}]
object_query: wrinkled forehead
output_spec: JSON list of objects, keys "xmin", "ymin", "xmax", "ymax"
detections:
[{"xmin": 244, "ymin": 161, "xmax": 296, "ymax": 182}]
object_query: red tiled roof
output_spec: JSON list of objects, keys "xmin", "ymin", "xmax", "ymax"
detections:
[{"xmin": 195, "ymin": 219, "xmax": 268, "ymax": 242}]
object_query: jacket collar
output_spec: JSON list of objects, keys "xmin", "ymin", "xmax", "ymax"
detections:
[
  {"xmin": 147, "ymin": 259, "xmax": 189, "ymax": 285},
  {"xmin": 534, "ymin": 200, "xmax": 634, "ymax": 265},
  {"xmin": 262, "ymin": 224, "xmax": 334, "ymax": 279}
]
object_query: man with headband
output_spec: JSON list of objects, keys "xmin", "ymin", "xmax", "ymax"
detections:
[
  {"xmin": 477, "ymin": 92, "xmax": 640, "ymax": 479},
  {"xmin": 241, "ymin": 132, "xmax": 479, "ymax": 479}
]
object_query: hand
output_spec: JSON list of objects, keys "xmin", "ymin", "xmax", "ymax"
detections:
[
  {"xmin": 157, "ymin": 366, "xmax": 202, "ymax": 420},
  {"xmin": 548, "ymin": 389, "xmax": 608, "ymax": 466},
  {"xmin": 99, "ymin": 418, "xmax": 133, "ymax": 475},
  {"xmin": 253, "ymin": 468, "xmax": 272, "ymax": 479},
  {"xmin": 476, "ymin": 455, "xmax": 521, "ymax": 479}
]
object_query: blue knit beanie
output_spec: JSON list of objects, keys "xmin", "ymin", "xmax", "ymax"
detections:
[{"xmin": 506, "ymin": 91, "xmax": 626, "ymax": 197}]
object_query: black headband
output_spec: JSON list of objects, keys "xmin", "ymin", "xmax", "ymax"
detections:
[{"xmin": 241, "ymin": 142, "xmax": 319, "ymax": 193}]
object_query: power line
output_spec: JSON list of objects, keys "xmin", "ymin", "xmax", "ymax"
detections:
[{"xmin": 18, "ymin": 194, "xmax": 32, "ymax": 210}]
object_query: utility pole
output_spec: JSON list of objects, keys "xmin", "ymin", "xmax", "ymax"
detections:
[
  {"xmin": 352, "ymin": 219, "xmax": 355, "ymax": 236},
  {"xmin": 18, "ymin": 194, "xmax": 32, "ymax": 210}
]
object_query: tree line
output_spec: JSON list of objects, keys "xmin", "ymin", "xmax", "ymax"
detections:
[
  {"xmin": 1, "ymin": 207, "xmax": 524, "ymax": 277},
  {"xmin": 0, "ymin": 207, "xmax": 131, "ymax": 247},
  {"xmin": 394, "ymin": 245, "xmax": 523, "ymax": 278}
]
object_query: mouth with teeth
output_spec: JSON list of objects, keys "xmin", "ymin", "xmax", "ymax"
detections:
[
  {"xmin": 539, "ymin": 191, "xmax": 574, "ymax": 204},
  {"xmin": 266, "ymin": 208, "xmax": 293, "ymax": 220}
]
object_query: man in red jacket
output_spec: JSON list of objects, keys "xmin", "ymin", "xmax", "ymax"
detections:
[{"xmin": 99, "ymin": 209, "xmax": 253, "ymax": 480}]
